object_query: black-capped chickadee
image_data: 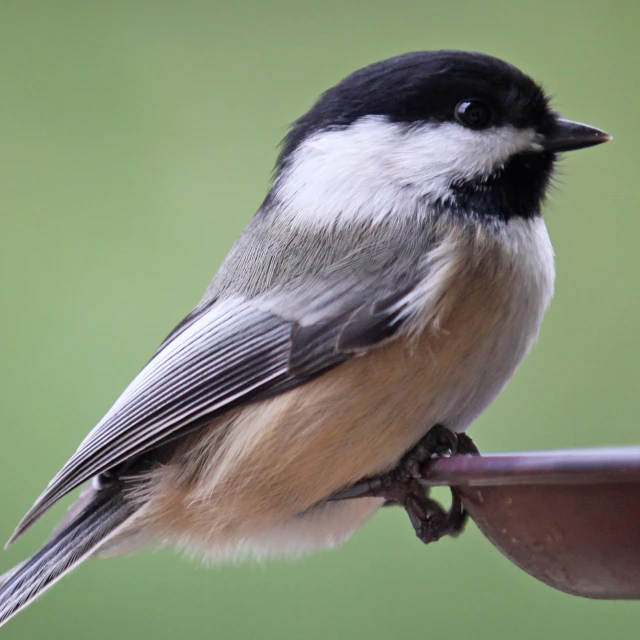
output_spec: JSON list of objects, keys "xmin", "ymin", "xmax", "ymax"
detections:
[{"xmin": 0, "ymin": 50, "xmax": 610, "ymax": 626}]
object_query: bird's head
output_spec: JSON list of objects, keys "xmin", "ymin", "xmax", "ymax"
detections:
[{"xmin": 271, "ymin": 51, "xmax": 610, "ymax": 226}]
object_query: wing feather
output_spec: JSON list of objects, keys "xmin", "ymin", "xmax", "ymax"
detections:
[
  {"xmin": 9, "ymin": 302, "xmax": 299, "ymax": 543},
  {"xmin": 10, "ymin": 273, "xmax": 422, "ymax": 545}
]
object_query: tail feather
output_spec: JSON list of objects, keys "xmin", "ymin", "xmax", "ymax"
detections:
[{"xmin": 0, "ymin": 490, "xmax": 133, "ymax": 628}]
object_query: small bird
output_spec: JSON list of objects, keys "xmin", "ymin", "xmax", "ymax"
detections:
[{"xmin": 0, "ymin": 50, "xmax": 610, "ymax": 626}]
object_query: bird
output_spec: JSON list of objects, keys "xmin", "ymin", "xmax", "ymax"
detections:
[{"xmin": 0, "ymin": 50, "xmax": 610, "ymax": 627}]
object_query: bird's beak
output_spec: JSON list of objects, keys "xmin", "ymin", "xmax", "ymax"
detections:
[{"xmin": 543, "ymin": 118, "xmax": 612, "ymax": 153}]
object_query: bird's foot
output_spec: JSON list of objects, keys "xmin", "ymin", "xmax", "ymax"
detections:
[{"xmin": 328, "ymin": 425, "xmax": 479, "ymax": 544}]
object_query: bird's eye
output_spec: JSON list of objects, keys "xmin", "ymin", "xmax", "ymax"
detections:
[{"xmin": 455, "ymin": 100, "xmax": 493, "ymax": 129}]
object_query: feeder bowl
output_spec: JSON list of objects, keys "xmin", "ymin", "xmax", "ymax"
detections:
[{"xmin": 423, "ymin": 447, "xmax": 640, "ymax": 599}]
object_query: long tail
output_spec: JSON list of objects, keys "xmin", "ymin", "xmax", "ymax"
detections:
[{"xmin": 0, "ymin": 489, "xmax": 133, "ymax": 628}]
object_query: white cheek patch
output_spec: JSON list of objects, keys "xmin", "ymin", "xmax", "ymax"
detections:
[{"xmin": 274, "ymin": 116, "xmax": 542, "ymax": 227}]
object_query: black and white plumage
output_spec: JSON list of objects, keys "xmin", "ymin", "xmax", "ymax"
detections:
[{"xmin": 0, "ymin": 50, "xmax": 610, "ymax": 627}]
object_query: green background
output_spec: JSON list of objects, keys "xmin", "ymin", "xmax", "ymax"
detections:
[{"xmin": 0, "ymin": 1, "xmax": 637, "ymax": 638}]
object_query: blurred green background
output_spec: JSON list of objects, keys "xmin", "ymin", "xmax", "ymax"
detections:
[{"xmin": 0, "ymin": 1, "xmax": 638, "ymax": 638}]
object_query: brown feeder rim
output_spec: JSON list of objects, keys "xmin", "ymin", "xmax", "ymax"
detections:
[{"xmin": 421, "ymin": 446, "xmax": 640, "ymax": 486}]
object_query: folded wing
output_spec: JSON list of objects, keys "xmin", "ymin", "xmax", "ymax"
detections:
[{"xmin": 9, "ymin": 276, "xmax": 415, "ymax": 545}]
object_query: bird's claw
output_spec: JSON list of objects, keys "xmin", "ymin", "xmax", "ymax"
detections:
[{"xmin": 328, "ymin": 424, "xmax": 479, "ymax": 544}]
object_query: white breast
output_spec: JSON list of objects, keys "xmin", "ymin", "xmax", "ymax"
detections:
[{"xmin": 431, "ymin": 214, "xmax": 555, "ymax": 431}]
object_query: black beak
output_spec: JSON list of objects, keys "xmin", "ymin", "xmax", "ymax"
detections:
[{"xmin": 543, "ymin": 118, "xmax": 612, "ymax": 153}]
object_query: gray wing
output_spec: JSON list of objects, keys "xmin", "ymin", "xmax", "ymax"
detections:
[{"xmin": 9, "ymin": 275, "xmax": 417, "ymax": 545}]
